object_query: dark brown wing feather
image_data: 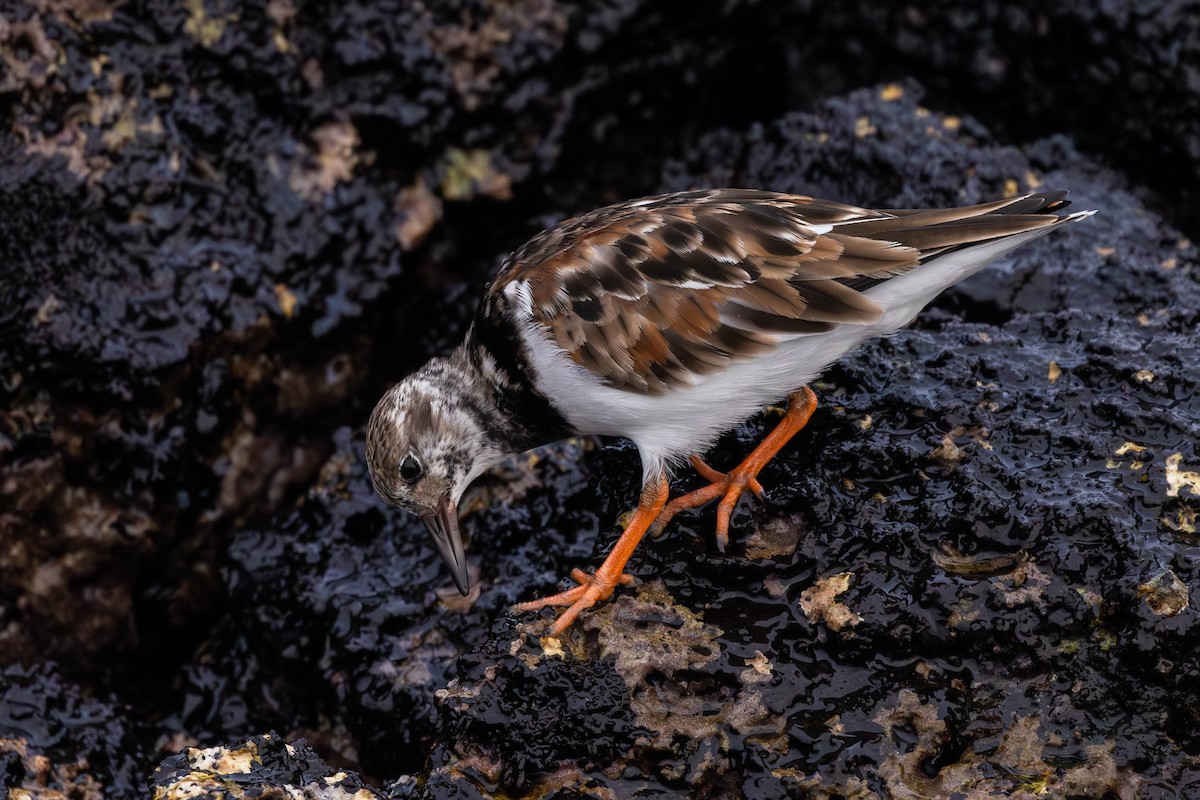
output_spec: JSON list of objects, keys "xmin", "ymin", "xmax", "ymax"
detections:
[{"xmin": 491, "ymin": 188, "xmax": 1068, "ymax": 394}]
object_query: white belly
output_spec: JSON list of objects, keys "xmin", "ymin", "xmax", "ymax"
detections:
[{"xmin": 519, "ymin": 316, "xmax": 879, "ymax": 479}]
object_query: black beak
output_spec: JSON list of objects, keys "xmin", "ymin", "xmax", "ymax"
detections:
[{"xmin": 421, "ymin": 499, "xmax": 469, "ymax": 595}]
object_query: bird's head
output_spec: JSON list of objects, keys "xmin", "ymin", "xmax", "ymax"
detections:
[{"xmin": 365, "ymin": 360, "xmax": 506, "ymax": 595}]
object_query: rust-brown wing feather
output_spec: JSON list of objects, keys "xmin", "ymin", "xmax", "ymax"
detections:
[{"xmin": 491, "ymin": 188, "xmax": 1067, "ymax": 394}]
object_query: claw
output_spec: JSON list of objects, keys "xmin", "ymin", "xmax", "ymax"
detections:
[{"xmin": 512, "ymin": 471, "xmax": 668, "ymax": 634}]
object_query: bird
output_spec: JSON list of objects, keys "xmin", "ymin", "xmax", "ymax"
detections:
[{"xmin": 365, "ymin": 188, "xmax": 1093, "ymax": 635}]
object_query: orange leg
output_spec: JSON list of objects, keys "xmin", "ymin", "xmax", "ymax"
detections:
[
  {"xmin": 513, "ymin": 469, "xmax": 669, "ymax": 635},
  {"xmin": 652, "ymin": 387, "xmax": 818, "ymax": 551}
]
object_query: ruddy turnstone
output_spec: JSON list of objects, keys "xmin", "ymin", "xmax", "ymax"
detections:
[{"xmin": 366, "ymin": 189, "xmax": 1093, "ymax": 634}]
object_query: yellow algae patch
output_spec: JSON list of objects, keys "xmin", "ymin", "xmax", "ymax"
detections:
[
  {"xmin": 1166, "ymin": 453, "xmax": 1200, "ymax": 497},
  {"xmin": 187, "ymin": 740, "xmax": 259, "ymax": 774},
  {"xmin": 1139, "ymin": 570, "xmax": 1189, "ymax": 616},
  {"xmin": 394, "ymin": 179, "xmax": 444, "ymax": 250},
  {"xmin": 799, "ymin": 572, "xmax": 861, "ymax": 631},
  {"xmin": 184, "ymin": 0, "xmax": 238, "ymax": 47},
  {"xmin": 273, "ymin": 284, "xmax": 298, "ymax": 318},
  {"xmin": 441, "ymin": 147, "xmax": 512, "ymax": 201},
  {"xmin": 1162, "ymin": 505, "xmax": 1197, "ymax": 534},
  {"xmin": 289, "ymin": 121, "xmax": 359, "ymax": 199}
]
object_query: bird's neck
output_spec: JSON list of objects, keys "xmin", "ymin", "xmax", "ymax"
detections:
[{"xmin": 446, "ymin": 330, "xmax": 571, "ymax": 458}]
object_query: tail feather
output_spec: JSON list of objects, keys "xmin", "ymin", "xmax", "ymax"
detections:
[
  {"xmin": 860, "ymin": 202, "xmax": 1096, "ymax": 323},
  {"xmin": 876, "ymin": 191, "xmax": 1070, "ymax": 222},
  {"xmin": 835, "ymin": 192, "xmax": 1094, "ymax": 292}
]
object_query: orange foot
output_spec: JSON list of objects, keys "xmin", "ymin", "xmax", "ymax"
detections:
[
  {"xmin": 513, "ymin": 471, "xmax": 668, "ymax": 635},
  {"xmin": 652, "ymin": 386, "xmax": 818, "ymax": 551}
]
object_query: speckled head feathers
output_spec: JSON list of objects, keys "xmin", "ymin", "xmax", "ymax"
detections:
[
  {"xmin": 366, "ymin": 355, "xmax": 496, "ymax": 514},
  {"xmin": 365, "ymin": 350, "xmax": 519, "ymax": 594}
]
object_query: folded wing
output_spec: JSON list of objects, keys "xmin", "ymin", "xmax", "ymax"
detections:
[{"xmin": 493, "ymin": 188, "xmax": 1070, "ymax": 394}]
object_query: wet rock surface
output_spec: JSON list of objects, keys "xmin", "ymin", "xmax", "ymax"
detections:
[
  {"xmin": 2, "ymin": 1, "xmax": 1199, "ymax": 798},
  {"xmin": 0, "ymin": 0, "xmax": 774, "ymax": 669},
  {"xmin": 760, "ymin": 1, "xmax": 1200, "ymax": 235},
  {"xmin": 0, "ymin": 663, "xmax": 155, "ymax": 797},
  {"xmin": 149, "ymin": 731, "xmax": 402, "ymax": 799}
]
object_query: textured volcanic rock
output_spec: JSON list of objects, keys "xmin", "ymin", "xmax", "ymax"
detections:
[
  {"xmin": 167, "ymin": 85, "xmax": 1200, "ymax": 797},
  {"xmin": 0, "ymin": 0, "xmax": 796, "ymax": 669},
  {"xmin": 0, "ymin": 663, "xmax": 155, "ymax": 798},
  {"xmin": 149, "ymin": 731, "xmax": 407, "ymax": 799},
  {"xmin": 535, "ymin": 0, "xmax": 1200, "ymax": 239},
  {"xmin": 763, "ymin": 0, "xmax": 1200, "ymax": 238},
  {"xmin": 3, "ymin": 0, "xmax": 1200, "ymax": 797},
  {"xmin": 410, "ymin": 86, "xmax": 1200, "ymax": 798}
]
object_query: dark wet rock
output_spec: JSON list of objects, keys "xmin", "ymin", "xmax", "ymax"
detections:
[
  {"xmin": 221, "ymin": 433, "xmax": 621, "ymax": 778},
  {"xmin": 149, "ymin": 731, "xmax": 400, "ymax": 799},
  {"xmin": 0, "ymin": 0, "xmax": 795, "ymax": 669},
  {"xmin": 4, "ymin": 0, "xmax": 1200, "ymax": 797},
  {"xmin": 407, "ymin": 86, "xmax": 1200, "ymax": 796},
  {"xmin": 757, "ymin": 1, "xmax": 1200, "ymax": 237},
  {"xmin": 0, "ymin": 663, "xmax": 154, "ymax": 798},
  {"xmin": 187, "ymin": 84, "xmax": 1200, "ymax": 796},
  {"xmin": 430, "ymin": 618, "xmax": 638, "ymax": 790}
]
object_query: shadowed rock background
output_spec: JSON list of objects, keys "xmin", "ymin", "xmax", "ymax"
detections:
[{"xmin": 1, "ymin": 1, "xmax": 1197, "ymax": 797}]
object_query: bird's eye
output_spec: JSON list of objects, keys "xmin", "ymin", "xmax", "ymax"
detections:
[{"xmin": 398, "ymin": 453, "xmax": 423, "ymax": 483}]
